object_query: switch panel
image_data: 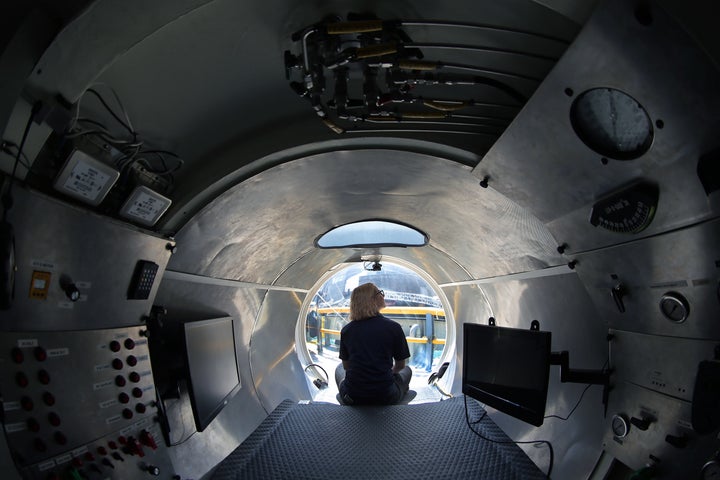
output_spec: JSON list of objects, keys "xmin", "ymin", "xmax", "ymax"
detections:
[{"xmin": 0, "ymin": 326, "xmax": 167, "ymax": 475}]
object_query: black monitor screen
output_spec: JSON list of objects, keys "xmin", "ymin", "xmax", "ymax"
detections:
[
  {"xmin": 184, "ymin": 317, "xmax": 242, "ymax": 432},
  {"xmin": 462, "ymin": 323, "xmax": 551, "ymax": 427}
]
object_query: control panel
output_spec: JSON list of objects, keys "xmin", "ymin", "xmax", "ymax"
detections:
[{"xmin": 0, "ymin": 326, "xmax": 176, "ymax": 479}]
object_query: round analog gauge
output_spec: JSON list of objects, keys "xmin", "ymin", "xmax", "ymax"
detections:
[
  {"xmin": 611, "ymin": 414, "xmax": 629, "ymax": 438},
  {"xmin": 701, "ymin": 459, "xmax": 720, "ymax": 480},
  {"xmin": 660, "ymin": 292, "xmax": 690, "ymax": 323}
]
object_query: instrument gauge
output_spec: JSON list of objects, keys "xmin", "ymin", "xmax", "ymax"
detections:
[
  {"xmin": 659, "ymin": 292, "xmax": 689, "ymax": 323},
  {"xmin": 611, "ymin": 414, "xmax": 629, "ymax": 438},
  {"xmin": 701, "ymin": 459, "xmax": 720, "ymax": 480}
]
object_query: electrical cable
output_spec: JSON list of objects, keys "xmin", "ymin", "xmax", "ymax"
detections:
[
  {"xmin": 543, "ymin": 383, "xmax": 593, "ymax": 421},
  {"xmin": 1, "ymin": 141, "xmax": 32, "ymax": 171},
  {"xmin": 2, "ymin": 103, "xmax": 40, "ymax": 222},
  {"xmin": 463, "ymin": 395, "xmax": 554, "ymax": 479},
  {"xmin": 85, "ymin": 88, "xmax": 135, "ymax": 138},
  {"xmin": 304, "ymin": 363, "xmax": 329, "ymax": 388},
  {"xmin": 544, "ymin": 359, "xmax": 609, "ymax": 421}
]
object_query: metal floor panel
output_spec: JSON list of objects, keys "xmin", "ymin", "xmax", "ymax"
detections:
[{"xmin": 211, "ymin": 397, "xmax": 547, "ymax": 480}]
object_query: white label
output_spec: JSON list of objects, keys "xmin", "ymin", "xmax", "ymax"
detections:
[
  {"xmin": 38, "ymin": 460, "xmax": 56, "ymax": 471},
  {"xmin": 95, "ymin": 363, "xmax": 111, "ymax": 372},
  {"xmin": 31, "ymin": 260, "xmax": 55, "ymax": 271},
  {"xmin": 72, "ymin": 446, "xmax": 88, "ymax": 457},
  {"xmin": 47, "ymin": 348, "xmax": 69, "ymax": 358},
  {"xmin": 125, "ymin": 191, "xmax": 169, "ymax": 221},
  {"xmin": 75, "ymin": 281, "xmax": 92, "ymax": 289},
  {"xmin": 93, "ymin": 379, "xmax": 114, "ymax": 391},
  {"xmin": 137, "ymin": 354, "xmax": 149, "ymax": 362},
  {"xmin": 140, "ymin": 370, "xmax": 152, "ymax": 378},
  {"xmin": 106, "ymin": 415, "xmax": 122, "ymax": 425},
  {"xmin": 142, "ymin": 384, "xmax": 154, "ymax": 392},
  {"xmin": 78, "ymin": 294, "xmax": 89, "ymax": 302},
  {"xmin": 120, "ymin": 425, "xmax": 134, "ymax": 437},
  {"xmin": 54, "ymin": 454, "xmax": 72, "ymax": 465},
  {"xmin": 3, "ymin": 401, "xmax": 20, "ymax": 412},
  {"xmin": 5, "ymin": 422, "xmax": 26, "ymax": 433},
  {"xmin": 677, "ymin": 419, "xmax": 692, "ymax": 429},
  {"xmin": 17, "ymin": 339, "xmax": 38, "ymax": 348},
  {"xmin": 57, "ymin": 301, "xmax": 75, "ymax": 309},
  {"xmin": 62, "ymin": 159, "xmax": 111, "ymax": 201},
  {"xmin": 99, "ymin": 399, "xmax": 118, "ymax": 409}
]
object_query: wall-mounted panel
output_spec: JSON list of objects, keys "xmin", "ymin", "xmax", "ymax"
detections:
[
  {"xmin": 3, "ymin": 187, "xmax": 173, "ymax": 331},
  {"xmin": 0, "ymin": 326, "xmax": 175, "ymax": 479},
  {"xmin": 476, "ymin": 0, "xmax": 720, "ymax": 253},
  {"xmin": 604, "ymin": 381, "xmax": 719, "ymax": 477},
  {"xmin": 570, "ymin": 219, "xmax": 720, "ymax": 339}
]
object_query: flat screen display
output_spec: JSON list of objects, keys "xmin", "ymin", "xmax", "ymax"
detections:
[
  {"xmin": 184, "ymin": 317, "xmax": 242, "ymax": 432},
  {"xmin": 462, "ymin": 323, "xmax": 551, "ymax": 427}
]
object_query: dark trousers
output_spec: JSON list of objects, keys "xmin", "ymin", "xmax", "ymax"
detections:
[{"xmin": 335, "ymin": 363, "xmax": 412, "ymax": 405}]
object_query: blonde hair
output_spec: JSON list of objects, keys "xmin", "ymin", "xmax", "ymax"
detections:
[{"xmin": 349, "ymin": 283, "xmax": 381, "ymax": 321}]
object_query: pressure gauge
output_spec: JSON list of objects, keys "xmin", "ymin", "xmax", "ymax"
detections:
[
  {"xmin": 659, "ymin": 292, "xmax": 690, "ymax": 323},
  {"xmin": 611, "ymin": 414, "xmax": 629, "ymax": 438},
  {"xmin": 701, "ymin": 459, "xmax": 720, "ymax": 479}
]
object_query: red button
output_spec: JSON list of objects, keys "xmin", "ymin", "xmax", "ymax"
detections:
[
  {"xmin": 43, "ymin": 392, "xmax": 55, "ymax": 406},
  {"xmin": 34, "ymin": 347, "xmax": 47, "ymax": 362},
  {"xmin": 27, "ymin": 418, "xmax": 40, "ymax": 432},
  {"xmin": 109, "ymin": 341, "xmax": 121, "ymax": 352},
  {"xmin": 122, "ymin": 408, "xmax": 133, "ymax": 420},
  {"xmin": 34, "ymin": 438, "xmax": 47, "ymax": 452},
  {"xmin": 115, "ymin": 375, "xmax": 126, "ymax": 387},
  {"xmin": 97, "ymin": 446, "xmax": 108, "ymax": 455},
  {"xmin": 16, "ymin": 372, "xmax": 29, "ymax": 387},
  {"xmin": 84, "ymin": 452, "xmax": 95, "ymax": 461},
  {"xmin": 48, "ymin": 412, "xmax": 61, "ymax": 426},
  {"xmin": 135, "ymin": 403, "xmax": 146, "ymax": 414},
  {"xmin": 128, "ymin": 372, "xmax": 140, "ymax": 383},
  {"xmin": 126, "ymin": 355, "xmax": 137, "ymax": 367},
  {"xmin": 124, "ymin": 338, "xmax": 135, "ymax": 350},
  {"xmin": 108, "ymin": 441, "xmax": 118, "ymax": 450},
  {"xmin": 11, "ymin": 347, "xmax": 24, "ymax": 364},
  {"xmin": 118, "ymin": 392, "xmax": 130, "ymax": 404},
  {"xmin": 112, "ymin": 358, "xmax": 123, "ymax": 370},
  {"xmin": 132, "ymin": 387, "xmax": 143, "ymax": 398},
  {"xmin": 117, "ymin": 436, "xmax": 126, "ymax": 445},
  {"xmin": 54, "ymin": 431, "xmax": 67, "ymax": 445},
  {"xmin": 38, "ymin": 369, "xmax": 50, "ymax": 384},
  {"xmin": 21, "ymin": 396, "xmax": 34, "ymax": 411}
]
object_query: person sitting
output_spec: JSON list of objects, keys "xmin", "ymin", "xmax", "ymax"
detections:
[{"xmin": 334, "ymin": 282, "xmax": 412, "ymax": 405}]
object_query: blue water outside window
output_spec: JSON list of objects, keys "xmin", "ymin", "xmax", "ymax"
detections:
[{"xmin": 316, "ymin": 220, "xmax": 427, "ymax": 248}]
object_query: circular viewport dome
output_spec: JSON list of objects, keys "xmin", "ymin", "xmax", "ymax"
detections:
[{"xmin": 570, "ymin": 88, "xmax": 653, "ymax": 161}]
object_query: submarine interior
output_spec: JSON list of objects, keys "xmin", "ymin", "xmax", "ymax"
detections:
[{"xmin": 1, "ymin": 0, "xmax": 720, "ymax": 478}]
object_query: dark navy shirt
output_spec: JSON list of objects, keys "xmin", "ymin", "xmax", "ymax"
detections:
[{"xmin": 339, "ymin": 315, "xmax": 410, "ymax": 400}]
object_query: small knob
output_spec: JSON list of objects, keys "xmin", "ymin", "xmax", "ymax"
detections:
[
  {"xmin": 630, "ymin": 416, "xmax": 651, "ymax": 431},
  {"xmin": 665, "ymin": 433, "xmax": 687, "ymax": 448},
  {"xmin": 145, "ymin": 464, "xmax": 160, "ymax": 476},
  {"xmin": 64, "ymin": 283, "xmax": 80, "ymax": 302}
]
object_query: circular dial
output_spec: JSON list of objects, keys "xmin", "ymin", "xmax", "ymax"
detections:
[
  {"xmin": 611, "ymin": 414, "xmax": 629, "ymax": 438},
  {"xmin": 660, "ymin": 292, "xmax": 690, "ymax": 323},
  {"xmin": 702, "ymin": 460, "xmax": 720, "ymax": 480}
]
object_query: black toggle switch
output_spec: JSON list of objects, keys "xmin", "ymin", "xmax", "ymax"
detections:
[
  {"xmin": 665, "ymin": 433, "xmax": 687, "ymax": 448},
  {"xmin": 630, "ymin": 416, "xmax": 651, "ymax": 431}
]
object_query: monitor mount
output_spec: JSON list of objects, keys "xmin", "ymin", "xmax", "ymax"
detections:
[{"xmin": 489, "ymin": 317, "xmax": 611, "ymax": 411}]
